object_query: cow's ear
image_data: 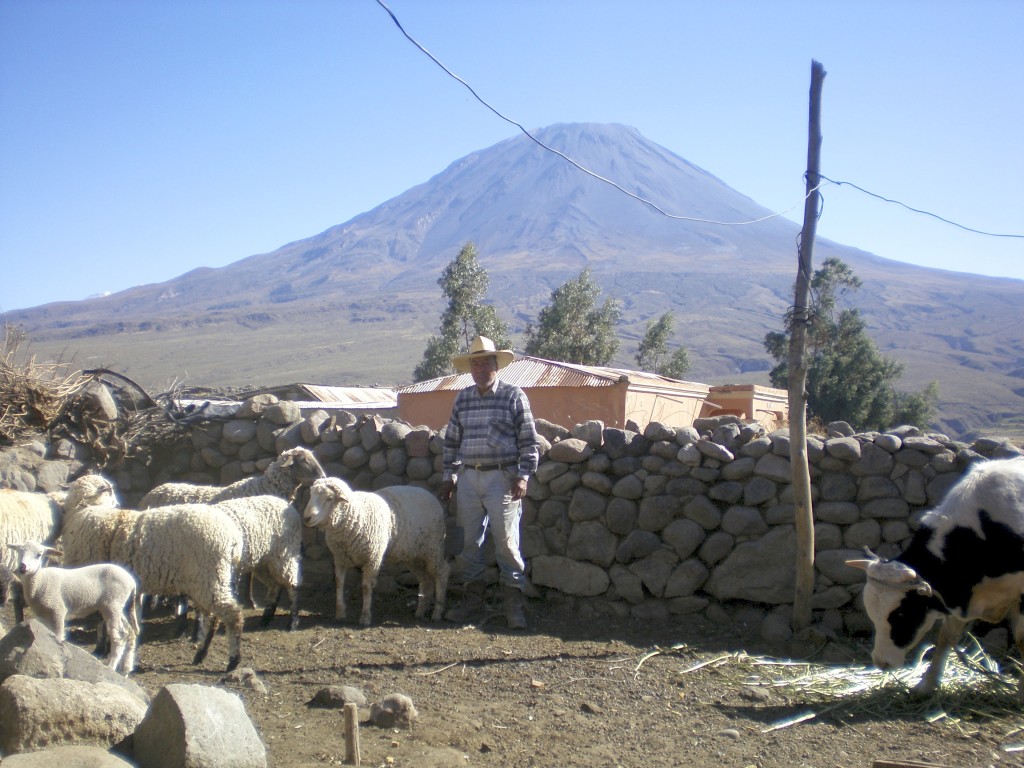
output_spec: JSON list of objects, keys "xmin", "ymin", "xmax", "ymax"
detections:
[{"xmin": 845, "ymin": 559, "xmax": 872, "ymax": 572}]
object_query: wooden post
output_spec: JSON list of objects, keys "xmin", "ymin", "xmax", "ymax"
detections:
[
  {"xmin": 790, "ymin": 60, "xmax": 826, "ymax": 632},
  {"xmin": 344, "ymin": 702, "xmax": 361, "ymax": 766}
]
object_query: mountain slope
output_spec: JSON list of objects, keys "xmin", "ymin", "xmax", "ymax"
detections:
[{"xmin": 6, "ymin": 123, "xmax": 1023, "ymax": 439}]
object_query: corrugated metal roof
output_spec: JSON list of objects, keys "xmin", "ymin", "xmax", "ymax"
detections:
[
  {"xmin": 296, "ymin": 384, "xmax": 397, "ymax": 408},
  {"xmin": 396, "ymin": 356, "xmax": 710, "ymax": 396},
  {"xmin": 238, "ymin": 383, "xmax": 397, "ymax": 409}
]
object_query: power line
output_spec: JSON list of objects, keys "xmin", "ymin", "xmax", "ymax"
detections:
[
  {"xmin": 377, "ymin": 0, "xmax": 1024, "ymax": 242},
  {"xmin": 818, "ymin": 175, "xmax": 1024, "ymax": 239},
  {"xmin": 374, "ymin": 0, "xmax": 813, "ymax": 227}
]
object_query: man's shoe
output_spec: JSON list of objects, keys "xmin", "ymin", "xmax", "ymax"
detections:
[
  {"xmin": 502, "ymin": 585, "xmax": 528, "ymax": 630},
  {"xmin": 444, "ymin": 582, "xmax": 486, "ymax": 624}
]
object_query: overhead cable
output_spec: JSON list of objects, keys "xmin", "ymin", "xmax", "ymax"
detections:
[
  {"xmin": 818, "ymin": 175, "xmax": 1023, "ymax": 239},
  {"xmin": 374, "ymin": 0, "xmax": 813, "ymax": 226},
  {"xmin": 377, "ymin": 0, "xmax": 1024, "ymax": 241}
]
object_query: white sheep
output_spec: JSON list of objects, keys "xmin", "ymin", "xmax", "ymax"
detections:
[
  {"xmin": 9, "ymin": 540, "xmax": 140, "ymax": 674},
  {"xmin": 212, "ymin": 495, "xmax": 303, "ymax": 630},
  {"xmin": 138, "ymin": 447, "xmax": 326, "ymax": 509},
  {"xmin": 106, "ymin": 504, "xmax": 245, "ymax": 670},
  {"xmin": 303, "ymin": 477, "xmax": 449, "ymax": 626},
  {"xmin": 58, "ymin": 474, "xmax": 125, "ymax": 574},
  {"xmin": 0, "ymin": 487, "xmax": 66, "ymax": 622},
  {"xmin": 59, "ymin": 476, "xmax": 247, "ymax": 671},
  {"xmin": 137, "ymin": 482, "xmax": 220, "ymax": 507}
]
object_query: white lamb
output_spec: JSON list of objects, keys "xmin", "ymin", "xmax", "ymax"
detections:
[
  {"xmin": 138, "ymin": 447, "xmax": 326, "ymax": 509},
  {"xmin": 0, "ymin": 487, "xmax": 67, "ymax": 622},
  {"xmin": 8, "ymin": 540, "xmax": 140, "ymax": 674},
  {"xmin": 303, "ymin": 477, "xmax": 449, "ymax": 626},
  {"xmin": 59, "ymin": 475, "xmax": 246, "ymax": 671},
  {"xmin": 212, "ymin": 495, "xmax": 303, "ymax": 631}
]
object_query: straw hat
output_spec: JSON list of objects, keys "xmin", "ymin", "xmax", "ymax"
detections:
[{"xmin": 451, "ymin": 336, "xmax": 515, "ymax": 373}]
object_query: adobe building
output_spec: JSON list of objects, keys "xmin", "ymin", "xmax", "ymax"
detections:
[{"xmin": 396, "ymin": 356, "xmax": 787, "ymax": 433}]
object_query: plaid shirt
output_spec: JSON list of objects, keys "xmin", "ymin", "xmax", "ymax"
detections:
[{"xmin": 442, "ymin": 378, "xmax": 540, "ymax": 481}]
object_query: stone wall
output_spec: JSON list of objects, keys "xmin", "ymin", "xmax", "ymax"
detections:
[{"xmin": 3, "ymin": 392, "xmax": 1023, "ymax": 642}]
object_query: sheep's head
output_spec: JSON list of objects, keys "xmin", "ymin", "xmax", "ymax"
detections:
[
  {"xmin": 303, "ymin": 477, "xmax": 353, "ymax": 528},
  {"xmin": 275, "ymin": 448, "xmax": 327, "ymax": 489},
  {"xmin": 64, "ymin": 474, "xmax": 119, "ymax": 514},
  {"xmin": 9, "ymin": 541, "xmax": 62, "ymax": 577}
]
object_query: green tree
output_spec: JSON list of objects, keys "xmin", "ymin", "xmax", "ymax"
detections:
[
  {"xmin": 524, "ymin": 267, "xmax": 621, "ymax": 365},
  {"xmin": 414, "ymin": 242, "xmax": 511, "ymax": 381},
  {"xmin": 635, "ymin": 311, "xmax": 691, "ymax": 378},
  {"xmin": 764, "ymin": 257, "xmax": 938, "ymax": 431}
]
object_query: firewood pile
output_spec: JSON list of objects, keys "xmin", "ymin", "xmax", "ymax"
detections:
[
  {"xmin": 0, "ymin": 322, "xmax": 85, "ymax": 445},
  {"xmin": 0, "ymin": 322, "xmax": 205, "ymax": 469}
]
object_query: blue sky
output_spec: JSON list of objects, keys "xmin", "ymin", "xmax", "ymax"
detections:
[{"xmin": 1, "ymin": 0, "xmax": 1021, "ymax": 313}]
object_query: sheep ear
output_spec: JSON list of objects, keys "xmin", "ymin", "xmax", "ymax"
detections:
[{"xmin": 46, "ymin": 547, "xmax": 64, "ymax": 559}]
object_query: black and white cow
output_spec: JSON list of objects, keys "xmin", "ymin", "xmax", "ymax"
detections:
[{"xmin": 847, "ymin": 456, "xmax": 1024, "ymax": 694}]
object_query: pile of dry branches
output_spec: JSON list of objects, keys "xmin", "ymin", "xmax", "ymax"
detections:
[
  {"xmin": 0, "ymin": 323, "xmax": 194, "ymax": 468},
  {"xmin": 0, "ymin": 322, "xmax": 87, "ymax": 444}
]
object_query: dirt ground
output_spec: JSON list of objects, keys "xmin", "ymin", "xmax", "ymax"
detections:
[{"xmin": 6, "ymin": 583, "xmax": 1024, "ymax": 768}]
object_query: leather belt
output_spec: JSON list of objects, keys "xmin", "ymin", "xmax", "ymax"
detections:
[{"xmin": 465, "ymin": 461, "xmax": 518, "ymax": 472}]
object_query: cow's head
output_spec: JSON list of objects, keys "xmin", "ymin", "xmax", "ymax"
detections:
[{"xmin": 846, "ymin": 551, "xmax": 946, "ymax": 670}]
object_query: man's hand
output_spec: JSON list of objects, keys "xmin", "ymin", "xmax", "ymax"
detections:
[
  {"xmin": 437, "ymin": 478, "xmax": 456, "ymax": 503},
  {"xmin": 510, "ymin": 477, "xmax": 528, "ymax": 501}
]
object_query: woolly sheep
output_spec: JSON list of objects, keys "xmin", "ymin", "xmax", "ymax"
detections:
[
  {"xmin": 59, "ymin": 475, "xmax": 246, "ymax": 671},
  {"xmin": 106, "ymin": 504, "xmax": 246, "ymax": 670},
  {"xmin": 58, "ymin": 475, "xmax": 125, "ymax": 573},
  {"xmin": 137, "ymin": 482, "xmax": 220, "ymax": 508},
  {"xmin": 303, "ymin": 477, "xmax": 449, "ymax": 626},
  {"xmin": 138, "ymin": 447, "xmax": 326, "ymax": 509},
  {"xmin": 0, "ymin": 487, "xmax": 66, "ymax": 622},
  {"xmin": 9, "ymin": 540, "xmax": 140, "ymax": 674},
  {"xmin": 212, "ymin": 495, "xmax": 303, "ymax": 630}
]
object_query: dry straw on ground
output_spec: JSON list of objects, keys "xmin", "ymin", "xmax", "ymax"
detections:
[{"xmin": 646, "ymin": 633, "xmax": 1024, "ymax": 753}]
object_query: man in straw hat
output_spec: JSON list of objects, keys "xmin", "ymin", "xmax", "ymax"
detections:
[{"xmin": 438, "ymin": 336, "xmax": 540, "ymax": 629}]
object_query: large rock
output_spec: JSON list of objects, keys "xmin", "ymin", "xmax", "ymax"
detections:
[
  {"xmin": 133, "ymin": 684, "xmax": 267, "ymax": 768},
  {"xmin": 0, "ymin": 620, "xmax": 149, "ymax": 704},
  {"xmin": 705, "ymin": 525, "xmax": 798, "ymax": 604},
  {"xmin": 0, "ymin": 745, "xmax": 135, "ymax": 767},
  {"xmin": 532, "ymin": 556, "xmax": 609, "ymax": 596},
  {"xmin": 0, "ymin": 675, "xmax": 145, "ymax": 755}
]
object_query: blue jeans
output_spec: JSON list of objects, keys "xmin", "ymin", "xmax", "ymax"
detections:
[{"xmin": 454, "ymin": 467, "xmax": 525, "ymax": 588}]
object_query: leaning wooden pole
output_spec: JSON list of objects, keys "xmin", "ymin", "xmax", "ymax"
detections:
[{"xmin": 790, "ymin": 60, "xmax": 826, "ymax": 632}]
